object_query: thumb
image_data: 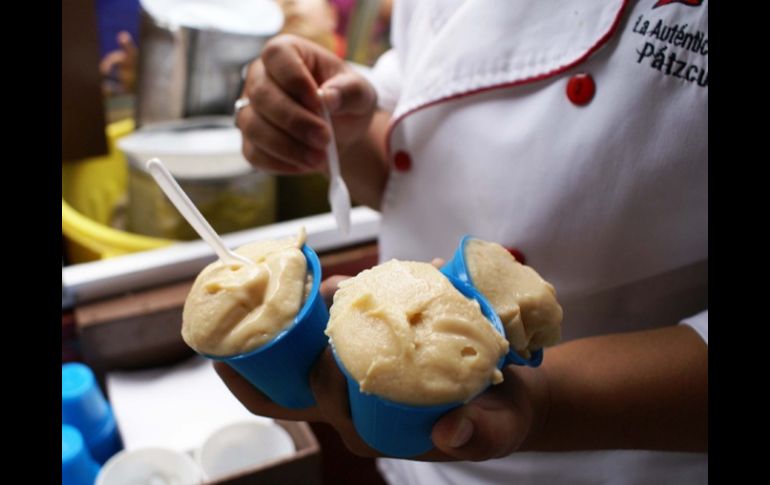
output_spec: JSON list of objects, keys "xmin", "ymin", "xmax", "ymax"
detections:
[
  {"xmin": 431, "ymin": 393, "xmax": 530, "ymax": 461},
  {"xmin": 320, "ymin": 275, "xmax": 350, "ymax": 308},
  {"xmin": 319, "ymin": 71, "xmax": 376, "ymax": 116}
]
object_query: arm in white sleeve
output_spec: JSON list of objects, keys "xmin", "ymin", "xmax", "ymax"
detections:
[
  {"xmin": 679, "ymin": 309, "xmax": 708, "ymax": 345},
  {"xmin": 356, "ymin": 49, "xmax": 402, "ymax": 112}
]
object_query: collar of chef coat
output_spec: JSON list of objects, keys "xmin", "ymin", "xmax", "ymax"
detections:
[{"xmin": 388, "ymin": 0, "xmax": 628, "ymax": 124}]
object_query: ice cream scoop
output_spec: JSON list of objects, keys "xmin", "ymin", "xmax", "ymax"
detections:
[
  {"xmin": 182, "ymin": 230, "xmax": 310, "ymax": 357},
  {"xmin": 442, "ymin": 236, "xmax": 563, "ymax": 363},
  {"xmin": 326, "ymin": 260, "xmax": 509, "ymax": 456},
  {"xmin": 182, "ymin": 228, "xmax": 329, "ymax": 409},
  {"xmin": 327, "ymin": 260, "xmax": 509, "ymax": 406}
]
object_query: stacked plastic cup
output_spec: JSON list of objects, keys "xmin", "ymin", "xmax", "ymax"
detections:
[
  {"xmin": 62, "ymin": 363, "xmax": 123, "ymax": 464},
  {"xmin": 331, "ymin": 274, "xmax": 508, "ymax": 458},
  {"xmin": 194, "ymin": 420, "xmax": 296, "ymax": 481},
  {"xmin": 62, "ymin": 425, "xmax": 100, "ymax": 485},
  {"xmin": 96, "ymin": 448, "xmax": 204, "ymax": 485},
  {"xmin": 440, "ymin": 234, "xmax": 544, "ymax": 367},
  {"xmin": 204, "ymin": 244, "xmax": 330, "ymax": 409}
]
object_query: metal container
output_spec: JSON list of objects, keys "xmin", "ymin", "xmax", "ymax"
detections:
[
  {"xmin": 135, "ymin": 0, "xmax": 283, "ymax": 125},
  {"xmin": 118, "ymin": 116, "xmax": 276, "ymax": 240}
]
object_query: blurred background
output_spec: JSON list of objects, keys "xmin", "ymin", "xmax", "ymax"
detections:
[
  {"xmin": 63, "ymin": 0, "xmax": 391, "ymax": 266},
  {"xmin": 62, "ymin": 1, "xmax": 390, "ymax": 483}
]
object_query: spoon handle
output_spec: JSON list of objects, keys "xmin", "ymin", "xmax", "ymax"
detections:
[{"xmin": 146, "ymin": 158, "xmax": 253, "ymax": 266}]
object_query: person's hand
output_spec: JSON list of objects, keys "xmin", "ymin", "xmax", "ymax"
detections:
[
  {"xmin": 214, "ymin": 274, "xmax": 385, "ymax": 456},
  {"xmin": 215, "ymin": 353, "xmax": 547, "ymax": 461},
  {"xmin": 99, "ymin": 31, "xmax": 138, "ymax": 95},
  {"xmin": 236, "ymin": 34, "xmax": 377, "ymax": 175},
  {"xmin": 215, "ymin": 272, "xmax": 551, "ymax": 461}
]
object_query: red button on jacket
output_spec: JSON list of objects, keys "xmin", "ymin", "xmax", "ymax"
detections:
[
  {"xmin": 394, "ymin": 151, "xmax": 412, "ymax": 172},
  {"xmin": 506, "ymin": 247, "xmax": 526, "ymax": 265},
  {"xmin": 566, "ymin": 73, "xmax": 595, "ymax": 106}
]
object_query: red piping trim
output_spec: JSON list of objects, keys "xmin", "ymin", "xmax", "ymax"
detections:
[{"xmin": 384, "ymin": 0, "xmax": 630, "ymax": 159}]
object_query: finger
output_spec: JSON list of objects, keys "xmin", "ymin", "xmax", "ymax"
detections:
[
  {"xmin": 430, "ymin": 258, "xmax": 446, "ymax": 269},
  {"xmin": 241, "ymin": 138, "xmax": 312, "ymax": 175},
  {"xmin": 309, "ymin": 348, "xmax": 381, "ymax": 457},
  {"xmin": 116, "ymin": 31, "xmax": 137, "ymax": 56},
  {"xmin": 260, "ymin": 36, "xmax": 324, "ymax": 113},
  {"xmin": 241, "ymin": 108, "xmax": 327, "ymax": 168},
  {"xmin": 247, "ymin": 62, "xmax": 330, "ymax": 152},
  {"xmin": 431, "ymin": 389, "xmax": 527, "ymax": 461},
  {"xmin": 319, "ymin": 71, "xmax": 377, "ymax": 116},
  {"xmin": 309, "ymin": 348, "xmax": 352, "ymax": 427},
  {"xmin": 213, "ymin": 361, "xmax": 322, "ymax": 421},
  {"xmin": 99, "ymin": 52, "xmax": 125, "ymax": 75},
  {"xmin": 320, "ymin": 275, "xmax": 350, "ymax": 308}
]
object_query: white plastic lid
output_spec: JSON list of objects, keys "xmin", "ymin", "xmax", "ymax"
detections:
[
  {"xmin": 141, "ymin": 0, "xmax": 284, "ymax": 36},
  {"xmin": 96, "ymin": 447, "xmax": 204, "ymax": 485},
  {"xmin": 118, "ymin": 117, "xmax": 254, "ymax": 179},
  {"xmin": 195, "ymin": 420, "xmax": 295, "ymax": 481}
]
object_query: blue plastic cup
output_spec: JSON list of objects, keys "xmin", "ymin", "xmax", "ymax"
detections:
[
  {"xmin": 440, "ymin": 234, "xmax": 544, "ymax": 367},
  {"xmin": 62, "ymin": 425, "xmax": 100, "ymax": 485},
  {"xmin": 331, "ymin": 274, "xmax": 507, "ymax": 458},
  {"xmin": 205, "ymin": 244, "xmax": 329, "ymax": 409},
  {"xmin": 62, "ymin": 363, "xmax": 123, "ymax": 464}
]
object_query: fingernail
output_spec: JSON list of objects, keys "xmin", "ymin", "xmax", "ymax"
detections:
[
  {"xmin": 323, "ymin": 87, "xmax": 342, "ymax": 113},
  {"xmin": 449, "ymin": 418, "xmax": 473, "ymax": 448}
]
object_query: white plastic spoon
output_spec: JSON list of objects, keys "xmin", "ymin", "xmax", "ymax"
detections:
[
  {"xmin": 317, "ymin": 88, "xmax": 351, "ymax": 235},
  {"xmin": 145, "ymin": 158, "xmax": 253, "ymax": 267}
]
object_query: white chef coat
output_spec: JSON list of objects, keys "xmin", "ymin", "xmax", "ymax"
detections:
[{"xmin": 364, "ymin": 0, "xmax": 708, "ymax": 483}]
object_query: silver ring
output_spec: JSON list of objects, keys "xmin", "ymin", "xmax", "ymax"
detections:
[{"xmin": 234, "ymin": 97, "xmax": 250, "ymax": 127}]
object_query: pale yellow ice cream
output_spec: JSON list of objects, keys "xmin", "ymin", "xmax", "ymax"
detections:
[
  {"xmin": 326, "ymin": 260, "xmax": 509, "ymax": 406},
  {"xmin": 465, "ymin": 239, "xmax": 563, "ymax": 359},
  {"xmin": 182, "ymin": 230, "xmax": 309, "ymax": 356}
]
